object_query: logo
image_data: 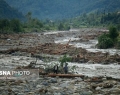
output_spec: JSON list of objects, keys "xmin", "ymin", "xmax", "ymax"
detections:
[{"xmin": 0, "ymin": 69, "xmax": 39, "ymax": 80}]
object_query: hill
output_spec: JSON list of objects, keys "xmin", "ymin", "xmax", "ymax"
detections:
[
  {"xmin": 0, "ymin": 0, "xmax": 24, "ymax": 20},
  {"xmin": 5, "ymin": 0, "xmax": 120, "ymax": 20}
]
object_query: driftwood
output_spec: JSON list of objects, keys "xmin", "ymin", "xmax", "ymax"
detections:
[{"xmin": 47, "ymin": 73, "xmax": 84, "ymax": 78}]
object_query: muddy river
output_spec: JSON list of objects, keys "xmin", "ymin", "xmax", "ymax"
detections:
[
  {"xmin": 0, "ymin": 28, "xmax": 120, "ymax": 79},
  {"xmin": 45, "ymin": 29, "xmax": 120, "ymax": 79}
]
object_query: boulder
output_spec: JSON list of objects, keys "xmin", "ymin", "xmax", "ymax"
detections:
[{"xmin": 50, "ymin": 78, "xmax": 57, "ymax": 83}]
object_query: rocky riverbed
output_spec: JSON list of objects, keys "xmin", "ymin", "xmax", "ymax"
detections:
[
  {"xmin": 0, "ymin": 55, "xmax": 120, "ymax": 95},
  {"xmin": 0, "ymin": 28, "xmax": 120, "ymax": 95},
  {"xmin": 0, "ymin": 70, "xmax": 120, "ymax": 95}
]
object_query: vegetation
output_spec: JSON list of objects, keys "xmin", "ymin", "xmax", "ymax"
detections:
[
  {"xmin": 0, "ymin": 0, "xmax": 24, "ymax": 33},
  {"xmin": 109, "ymin": 26, "xmax": 119, "ymax": 40},
  {"xmin": 116, "ymin": 37, "xmax": 120, "ymax": 49},
  {"xmin": 1, "ymin": 0, "xmax": 120, "ymax": 31},
  {"xmin": 97, "ymin": 34, "xmax": 114, "ymax": 49},
  {"xmin": 5, "ymin": 0, "xmax": 120, "ymax": 20},
  {"xmin": 0, "ymin": 11, "xmax": 71, "ymax": 33},
  {"xmin": 67, "ymin": 11, "xmax": 120, "ymax": 29},
  {"xmin": 0, "ymin": 0, "xmax": 120, "ymax": 70},
  {"xmin": 0, "ymin": 0, "xmax": 24, "ymax": 20},
  {"xmin": 0, "ymin": 19, "xmax": 23, "ymax": 33},
  {"xmin": 97, "ymin": 26, "xmax": 119, "ymax": 49},
  {"xmin": 23, "ymin": 12, "xmax": 70, "ymax": 32},
  {"xmin": 59, "ymin": 55, "xmax": 71, "ymax": 67},
  {"xmin": 58, "ymin": 23, "xmax": 70, "ymax": 31}
]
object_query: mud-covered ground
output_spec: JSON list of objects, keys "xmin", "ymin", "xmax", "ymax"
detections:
[{"xmin": 0, "ymin": 28, "xmax": 120, "ymax": 95}]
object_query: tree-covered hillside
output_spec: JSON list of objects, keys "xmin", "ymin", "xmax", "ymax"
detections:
[
  {"xmin": 0, "ymin": 0, "xmax": 24, "ymax": 20},
  {"xmin": 5, "ymin": 0, "xmax": 120, "ymax": 20}
]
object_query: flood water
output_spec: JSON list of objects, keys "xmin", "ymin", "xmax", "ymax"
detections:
[
  {"xmin": 47, "ymin": 29, "xmax": 120, "ymax": 79},
  {"xmin": 0, "ymin": 29, "xmax": 120, "ymax": 79}
]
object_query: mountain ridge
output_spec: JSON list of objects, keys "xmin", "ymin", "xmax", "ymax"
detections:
[
  {"xmin": 0, "ymin": 0, "xmax": 24, "ymax": 20},
  {"xmin": 5, "ymin": 0, "xmax": 120, "ymax": 20}
]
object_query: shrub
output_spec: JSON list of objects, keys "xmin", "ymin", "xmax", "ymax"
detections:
[
  {"xmin": 59, "ymin": 55, "xmax": 71, "ymax": 67},
  {"xmin": 97, "ymin": 34, "xmax": 114, "ymax": 49},
  {"xmin": 97, "ymin": 26, "xmax": 119, "ymax": 49}
]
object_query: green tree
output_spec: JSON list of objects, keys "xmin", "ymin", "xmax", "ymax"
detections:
[
  {"xmin": 97, "ymin": 34, "xmax": 114, "ymax": 49},
  {"xmin": 0, "ymin": 19, "xmax": 11, "ymax": 33},
  {"xmin": 58, "ymin": 23, "xmax": 64, "ymax": 30},
  {"xmin": 0, "ymin": 19, "xmax": 10, "ymax": 30},
  {"xmin": 25, "ymin": 12, "xmax": 32, "ymax": 22},
  {"xmin": 10, "ymin": 19, "xmax": 23, "ymax": 32},
  {"xmin": 116, "ymin": 39, "xmax": 120, "ymax": 49},
  {"xmin": 32, "ymin": 18, "xmax": 43, "ymax": 28},
  {"xmin": 109, "ymin": 26, "xmax": 119, "ymax": 40}
]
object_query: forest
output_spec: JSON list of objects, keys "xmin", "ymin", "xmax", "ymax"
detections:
[
  {"xmin": 0, "ymin": 0, "xmax": 24, "ymax": 20},
  {"xmin": 5, "ymin": 0, "xmax": 120, "ymax": 20}
]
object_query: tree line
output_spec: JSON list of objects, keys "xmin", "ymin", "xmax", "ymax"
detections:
[
  {"xmin": 0, "ymin": 19, "xmax": 23, "ymax": 33},
  {"xmin": 69, "ymin": 11, "xmax": 120, "ymax": 30},
  {"xmin": 0, "ymin": 12, "xmax": 70, "ymax": 34}
]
